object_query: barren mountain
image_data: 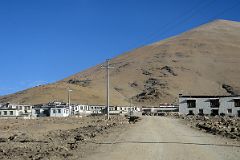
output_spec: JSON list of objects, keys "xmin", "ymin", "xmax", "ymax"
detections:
[{"xmin": 1, "ymin": 19, "xmax": 240, "ymax": 106}]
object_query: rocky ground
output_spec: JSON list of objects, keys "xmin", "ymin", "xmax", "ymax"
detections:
[
  {"xmin": 0, "ymin": 116, "xmax": 129, "ymax": 160},
  {"xmin": 168, "ymin": 113, "xmax": 240, "ymax": 140}
]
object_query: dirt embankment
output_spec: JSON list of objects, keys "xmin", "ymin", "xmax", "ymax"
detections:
[
  {"xmin": 0, "ymin": 116, "xmax": 129, "ymax": 160},
  {"xmin": 170, "ymin": 114, "xmax": 240, "ymax": 140}
]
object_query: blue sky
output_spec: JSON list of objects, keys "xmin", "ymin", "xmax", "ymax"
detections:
[{"xmin": 0, "ymin": 0, "xmax": 240, "ymax": 95}]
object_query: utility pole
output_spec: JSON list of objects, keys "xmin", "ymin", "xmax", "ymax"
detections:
[
  {"xmin": 68, "ymin": 88, "xmax": 72, "ymax": 115},
  {"xmin": 101, "ymin": 59, "xmax": 114, "ymax": 120}
]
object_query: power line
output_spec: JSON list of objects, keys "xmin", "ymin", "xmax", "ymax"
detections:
[
  {"xmin": 145, "ymin": 0, "xmax": 218, "ymax": 44},
  {"xmin": 146, "ymin": 0, "xmax": 240, "ymax": 52},
  {"xmin": 201, "ymin": 0, "xmax": 240, "ymax": 24},
  {"xmin": 128, "ymin": 0, "xmax": 217, "ymax": 49}
]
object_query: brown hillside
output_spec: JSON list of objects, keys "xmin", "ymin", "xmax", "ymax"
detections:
[{"xmin": 1, "ymin": 19, "xmax": 240, "ymax": 106}]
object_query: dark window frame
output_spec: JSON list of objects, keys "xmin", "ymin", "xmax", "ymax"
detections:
[
  {"xmin": 211, "ymin": 109, "xmax": 219, "ymax": 116},
  {"xmin": 210, "ymin": 99, "xmax": 220, "ymax": 108},
  {"xmin": 35, "ymin": 109, "xmax": 40, "ymax": 114},
  {"xmin": 199, "ymin": 109, "xmax": 203, "ymax": 115},
  {"xmin": 234, "ymin": 99, "xmax": 240, "ymax": 107},
  {"xmin": 187, "ymin": 100, "xmax": 196, "ymax": 108},
  {"xmin": 227, "ymin": 109, "xmax": 232, "ymax": 113},
  {"xmin": 188, "ymin": 110, "xmax": 194, "ymax": 115}
]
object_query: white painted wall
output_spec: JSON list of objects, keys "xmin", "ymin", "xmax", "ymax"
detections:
[
  {"xmin": 50, "ymin": 108, "xmax": 69, "ymax": 117},
  {"xmin": 0, "ymin": 109, "xmax": 19, "ymax": 117},
  {"xmin": 179, "ymin": 96, "xmax": 240, "ymax": 116}
]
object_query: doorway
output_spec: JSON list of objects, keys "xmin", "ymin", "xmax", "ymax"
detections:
[{"xmin": 211, "ymin": 109, "xmax": 219, "ymax": 116}]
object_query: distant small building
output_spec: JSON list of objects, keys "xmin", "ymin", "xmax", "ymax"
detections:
[
  {"xmin": 0, "ymin": 108, "xmax": 19, "ymax": 118},
  {"xmin": 142, "ymin": 104, "xmax": 178, "ymax": 116},
  {"xmin": 73, "ymin": 104, "xmax": 93, "ymax": 115},
  {"xmin": 88, "ymin": 105, "xmax": 105, "ymax": 114},
  {"xmin": 0, "ymin": 103, "xmax": 32, "ymax": 118},
  {"xmin": 179, "ymin": 95, "xmax": 240, "ymax": 116},
  {"xmin": 50, "ymin": 106, "xmax": 70, "ymax": 117},
  {"xmin": 108, "ymin": 106, "xmax": 141, "ymax": 115},
  {"xmin": 32, "ymin": 105, "xmax": 50, "ymax": 117}
]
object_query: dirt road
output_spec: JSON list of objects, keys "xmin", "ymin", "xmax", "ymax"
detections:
[{"xmin": 84, "ymin": 116, "xmax": 240, "ymax": 160}]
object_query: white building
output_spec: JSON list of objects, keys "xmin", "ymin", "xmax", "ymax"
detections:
[
  {"xmin": 142, "ymin": 104, "xmax": 178, "ymax": 116},
  {"xmin": 50, "ymin": 106, "xmax": 70, "ymax": 117},
  {"xmin": 179, "ymin": 95, "xmax": 240, "ymax": 116},
  {"xmin": 109, "ymin": 106, "xmax": 141, "ymax": 115},
  {"xmin": 0, "ymin": 108, "xmax": 19, "ymax": 118},
  {"xmin": 32, "ymin": 106, "xmax": 50, "ymax": 117},
  {"xmin": 0, "ymin": 103, "xmax": 32, "ymax": 118},
  {"xmin": 73, "ymin": 104, "xmax": 92, "ymax": 115}
]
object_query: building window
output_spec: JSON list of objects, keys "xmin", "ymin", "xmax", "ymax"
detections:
[
  {"xmin": 187, "ymin": 100, "xmax": 196, "ymax": 108},
  {"xmin": 36, "ymin": 109, "xmax": 40, "ymax": 114},
  {"xmin": 4, "ymin": 111, "xmax": 7, "ymax": 115},
  {"xmin": 53, "ymin": 109, "xmax": 56, "ymax": 113},
  {"xmin": 58, "ymin": 109, "xmax": 61, "ymax": 113},
  {"xmin": 188, "ymin": 110, "xmax": 194, "ymax": 115},
  {"xmin": 210, "ymin": 99, "xmax": 220, "ymax": 108},
  {"xmin": 19, "ymin": 106, "xmax": 22, "ymax": 110},
  {"xmin": 211, "ymin": 109, "xmax": 219, "ymax": 116},
  {"xmin": 227, "ymin": 109, "xmax": 232, "ymax": 114},
  {"xmin": 10, "ymin": 111, "xmax": 13, "ymax": 115},
  {"xmin": 0, "ymin": 111, "xmax": 1, "ymax": 115},
  {"xmin": 199, "ymin": 109, "xmax": 203, "ymax": 115},
  {"xmin": 234, "ymin": 99, "xmax": 240, "ymax": 107}
]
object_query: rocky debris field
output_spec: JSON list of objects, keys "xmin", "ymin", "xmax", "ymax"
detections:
[
  {"xmin": 133, "ymin": 78, "xmax": 168, "ymax": 103},
  {"xmin": 0, "ymin": 116, "xmax": 129, "ymax": 160},
  {"xmin": 169, "ymin": 113, "xmax": 240, "ymax": 140}
]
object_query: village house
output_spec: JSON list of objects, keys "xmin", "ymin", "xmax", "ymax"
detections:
[
  {"xmin": 89, "ymin": 105, "xmax": 105, "ymax": 114},
  {"xmin": 142, "ymin": 104, "xmax": 178, "ymax": 116},
  {"xmin": 32, "ymin": 101, "xmax": 71, "ymax": 118},
  {"xmin": 0, "ymin": 103, "xmax": 32, "ymax": 118},
  {"xmin": 108, "ymin": 106, "xmax": 141, "ymax": 115},
  {"xmin": 32, "ymin": 105, "xmax": 50, "ymax": 117},
  {"xmin": 72, "ymin": 104, "xmax": 89, "ymax": 115},
  {"xmin": 179, "ymin": 94, "xmax": 240, "ymax": 116},
  {"xmin": 0, "ymin": 108, "xmax": 19, "ymax": 118},
  {"xmin": 50, "ymin": 106, "xmax": 70, "ymax": 117},
  {"xmin": 72, "ymin": 104, "xmax": 103, "ymax": 116}
]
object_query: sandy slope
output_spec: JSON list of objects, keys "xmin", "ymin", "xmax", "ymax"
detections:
[{"xmin": 1, "ymin": 19, "xmax": 240, "ymax": 106}]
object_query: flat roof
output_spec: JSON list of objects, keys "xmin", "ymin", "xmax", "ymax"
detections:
[
  {"xmin": 0, "ymin": 108, "xmax": 17, "ymax": 110},
  {"xmin": 179, "ymin": 95, "xmax": 240, "ymax": 98}
]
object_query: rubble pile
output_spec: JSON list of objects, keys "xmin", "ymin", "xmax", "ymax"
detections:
[
  {"xmin": 67, "ymin": 79, "xmax": 91, "ymax": 87},
  {"xmin": 0, "ymin": 116, "xmax": 128, "ymax": 160},
  {"xmin": 179, "ymin": 115, "xmax": 240, "ymax": 140},
  {"xmin": 133, "ymin": 78, "xmax": 168, "ymax": 103}
]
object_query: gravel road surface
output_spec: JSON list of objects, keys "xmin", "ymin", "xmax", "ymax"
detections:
[{"xmin": 84, "ymin": 116, "xmax": 240, "ymax": 160}]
